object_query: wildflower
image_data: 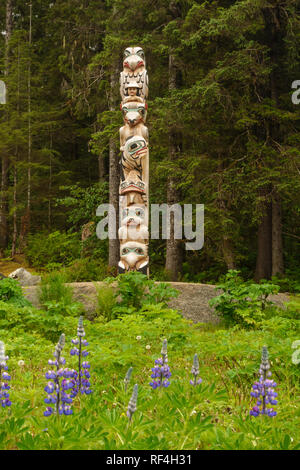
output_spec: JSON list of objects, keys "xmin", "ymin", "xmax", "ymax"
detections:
[
  {"xmin": 44, "ymin": 334, "xmax": 76, "ymax": 417},
  {"xmin": 149, "ymin": 339, "xmax": 171, "ymax": 389},
  {"xmin": 190, "ymin": 353, "xmax": 202, "ymax": 386},
  {"xmin": 136, "ymin": 336, "xmax": 141, "ymax": 341},
  {"xmin": 145, "ymin": 345, "xmax": 151, "ymax": 350},
  {"xmin": 70, "ymin": 316, "xmax": 92, "ymax": 397},
  {"xmin": 18, "ymin": 360, "xmax": 25, "ymax": 367},
  {"xmin": 0, "ymin": 341, "xmax": 11, "ymax": 408},
  {"xmin": 124, "ymin": 366, "xmax": 133, "ymax": 393},
  {"xmin": 250, "ymin": 346, "xmax": 278, "ymax": 418},
  {"xmin": 127, "ymin": 384, "xmax": 138, "ymax": 421}
]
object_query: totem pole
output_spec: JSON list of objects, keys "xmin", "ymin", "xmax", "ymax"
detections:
[{"xmin": 118, "ymin": 47, "xmax": 149, "ymax": 274}]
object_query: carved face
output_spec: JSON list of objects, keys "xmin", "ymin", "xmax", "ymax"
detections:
[
  {"xmin": 124, "ymin": 135, "xmax": 147, "ymax": 160},
  {"xmin": 121, "ymin": 204, "xmax": 146, "ymax": 227},
  {"xmin": 121, "ymin": 102, "xmax": 147, "ymax": 126},
  {"xmin": 120, "ymin": 241, "xmax": 148, "ymax": 270},
  {"xmin": 123, "ymin": 47, "xmax": 145, "ymax": 71}
]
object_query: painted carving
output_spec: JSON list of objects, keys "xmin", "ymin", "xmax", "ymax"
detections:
[
  {"xmin": 120, "ymin": 47, "xmax": 148, "ymax": 101},
  {"xmin": 118, "ymin": 47, "xmax": 150, "ymax": 274}
]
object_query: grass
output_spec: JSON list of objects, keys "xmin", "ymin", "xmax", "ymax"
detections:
[{"xmin": 0, "ymin": 301, "xmax": 300, "ymax": 450}]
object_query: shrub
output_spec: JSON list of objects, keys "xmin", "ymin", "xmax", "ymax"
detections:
[
  {"xmin": 0, "ymin": 278, "xmax": 31, "ymax": 307},
  {"xmin": 63, "ymin": 258, "xmax": 108, "ymax": 282},
  {"xmin": 38, "ymin": 272, "xmax": 84, "ymax": 316},
  {"xmin": 106, "ymin": 272, "xmax": 179, "ymax": 311},
  {"xmin": 25, "ymin": 231, "xmax": 81, "ymax": 269},
  {"xmin": 95, "ymin": 284, "xmax": 116, "ymax": 322},
  {"xmin": 209, "ymin": 270, "xmax": 280, "ymax": 329}
]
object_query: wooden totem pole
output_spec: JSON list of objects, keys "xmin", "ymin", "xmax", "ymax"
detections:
[{"xmin": 118, "ymin": 47, "xmax": 149, "ymax": 274}]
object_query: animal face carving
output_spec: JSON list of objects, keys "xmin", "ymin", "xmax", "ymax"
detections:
[
  {"xmin": 125, "ymin": 135, "xmax": 147, "ymax": 159},
  {"xmin": 121, "ymin": 135, "xmax": 148, "ymax": 180},
  {"xmin": 119, "ymin": 241, "xmax": 148, "ymax": 271},
  {"xmin": 121, "ymin": 102, "xmax": 147, "ymax": 126},
  {"xmin": 123, "ymin": 47, "xmax": 145, "ymax": 72},
  {"xmin": 119, "ymin": 204, "xmax": 149, "ymax": 242},
  {"xmin": 120, "ymin": 47, "xmax": 148, "ymax": 100},
  {"xmin": 121, "ymin": 204, "xmax": 146, "ymax": 226}
]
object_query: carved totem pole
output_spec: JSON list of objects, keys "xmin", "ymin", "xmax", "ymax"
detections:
[{"xmin": 118, "ymin": 47, "xmax": 149, "ymax": 274}]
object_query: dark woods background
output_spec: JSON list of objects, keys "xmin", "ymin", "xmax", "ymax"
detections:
[{"xmin": 0, "ymin": 0, "xmax": 299, "ymax": 284}]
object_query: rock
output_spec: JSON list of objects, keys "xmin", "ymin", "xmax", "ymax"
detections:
[{"xmin": 8, "ymin": 268, "xmax": 41, "ymax": 286}]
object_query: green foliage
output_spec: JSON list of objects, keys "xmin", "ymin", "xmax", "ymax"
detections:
[
  {"xmin": 56, "ymin": 182, "xmax": 109, "ymax": 230},
  {"xmin": 94, "ymin": 272, "xmax": 179, "ymax": 322},
  {"xmin": 38, "ymin": 272, "xmax": 84, "ymax": 316},
  {"xmin": 0, "ymin": 297, "xmax": 299, "ymax": 450},
  {"xmin": 0, "ymin": 278, "xmax": 31, "ymax": 307},
  {"xmin": 95, "ymin": 284, "xmax": 116, "ymax": 322},
  {"xmin": 102, "ymin": 272, "xmax": 179, "ymax": 317},
  {"xmin": 62, "ymin": 258, "xmax": 109, "ymax": 283},
  {"xmin": 25, "ymin": 231, "xmax": 81, "ymax": 269},
  {"xmin": 209, "ymin": 270, "xmax": 280, "ymax": 328}
]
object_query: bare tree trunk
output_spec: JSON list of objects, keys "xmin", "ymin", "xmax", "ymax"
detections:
[
  {"xmin": 165, "ymin": 53, "xmax": 182, "ymax": 281},
  {"xmin": 0, "ymin": 0, "xmax": 13, "ymax": 256},
  {"xmin": 108, "ymin": 67, "xmax": 119, "ymax": 270},
  {"xmin": 26, "ymin": 2, "xmax": 32, "ymax": 236},
  {"xmin": 11, "ymin": 165, "xmax": 17, "ymax": 257},
  {"xmin": 255, "ymin": 189, "xmax": 272, "ymax": 281},
  {"xmin": 98, "ymin": 152, "xmax": 106, "ymax": 182},
  {"xmin": 221, "ymin": 237, "xmax": 235, "ymax": 270},
  {"xmin": 272, "ymin": 191, "xmax": 284, "ymax": 276}
]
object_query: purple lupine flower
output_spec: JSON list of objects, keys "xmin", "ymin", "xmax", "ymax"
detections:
[
  {"xmin": 250, "ymin": 346, "xmax": 278, "ymax": 418},
  {"xmin": 70, "ymin": 316, "xmax": 93, "ymax": 397},
  {"xmin": 44, "ymin": 334, "xmax": 76, "ymax": 417},
  {"xmin": 0, "ymin": 341, "xmax": 11, "ymax": 408},
  {"xmin": 190, "ymin": 354, "xmax": 203, "ymax": 386},
  {"xmin": 127, "ymin": 384, "xmax": 138, "ymax": 421},
  {"xmin": 149, "ymin": 339, "xmax": 171, "ymax": 389}
]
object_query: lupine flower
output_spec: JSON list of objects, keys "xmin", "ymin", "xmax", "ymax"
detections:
[
  {"xmin": 190, "ymin": 354, "xmax": 203, "ymax": 386},
  {"xmin": 70, "ymin": 317, "xmax": 92, "ymax": 397},
  {"xmin": 124, "ymin": 367, "xmax": 133, "ymax": 393},
  {"xmin": 127, "ymin": 384, "xmax": 138, "ymax": 421},
  {"xmin": 44, "ymin": 334, "xmax": 77, "ymax": 417},
  {"xmin": 149, "ymin": 339, "xmax": 171, "ymax": 389},
  {"xmin": 250, "ymin": 346, "xmax": 278, "ymax": 418},
  {"xmin": 0, "ymin": 341, "xmax": 11, "ymax": 408}
]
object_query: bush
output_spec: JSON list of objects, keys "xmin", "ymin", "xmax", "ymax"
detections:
[
  {"xmin": 107, "ymin": 271, "xmax": 178, "ymax": 309},
  {"xmin": 38, "ymin": 272, "xmax": 84, "ymax": 316},
  {"xmin": 62, "ymin": 258, "xmax": 109, "ymax": 282},
  {"xmin": 209, "ymin": 270, "xmax": 280, "ymax": 329},
  {"xmin": 94, "ymin": 272, "xmax": 179, "ymax": 322},
  {"xmin": 0, "ymin": 278, "xmax": 31, "ymax": 307},
  {"xmin": 25, "ymin": 231, "xmax": 81, "ymax": 269}
]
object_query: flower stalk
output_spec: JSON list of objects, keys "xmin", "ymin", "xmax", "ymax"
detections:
[
  {"xmin": 0, "ymin": 341, "xmax": 11, "ymax": 408},
  {"xmin": 250, "ymin": 346, "xmax": 278, "ymax": 418}
]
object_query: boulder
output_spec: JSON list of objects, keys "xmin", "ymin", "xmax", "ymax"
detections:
[{"xmin": 8, "ymin": 268, "xmax": 41, "ymax": 286}]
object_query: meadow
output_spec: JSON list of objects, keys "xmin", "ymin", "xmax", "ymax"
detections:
[{"xmin": 0, "ymin": 272, "xmax": 299, "ymax": 450}]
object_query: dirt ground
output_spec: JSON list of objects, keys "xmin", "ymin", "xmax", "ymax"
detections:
[{"xmin": 0, "ymin": 255, "xmax": 37, "ymax": 277}]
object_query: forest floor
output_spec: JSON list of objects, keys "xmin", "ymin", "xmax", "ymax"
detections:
[{"xmin": 0, "ymin": 255, "xmax": 37, "ymax": 276}]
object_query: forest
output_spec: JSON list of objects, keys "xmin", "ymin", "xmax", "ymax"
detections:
[{"xmin": 0, "ymin": 0, "xmax": 300, "ymax": 284}]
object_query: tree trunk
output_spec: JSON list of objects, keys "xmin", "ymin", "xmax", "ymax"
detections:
[
  {"xmin": 108, "ymin": 68, "xmax": 119, "ymax": 270},
  {"xmin": 221, "ymin": 237, "xmax": 235, "ymax": 270},
  {"xmin": 26, "ymin": 2, "xmax": 32, "ymax": 236},
  {"xmin": 255, "ymin": 191, "xmax": 272, "ymax": 281},
  {"xmin": 165, "ymin": 54, "xmax": 182, "ymax": 281},
  {"xmin": 0, "ymin": 0, "xmax": 13, "ymax": 256},
  {"xmin": 272, "ymin": 191, "xmax": 284, "ymax": 276}
]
